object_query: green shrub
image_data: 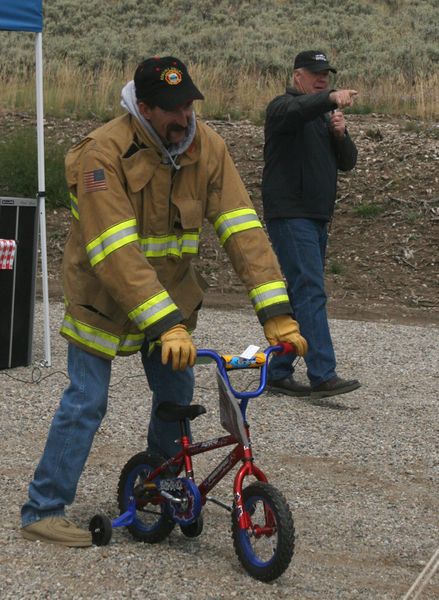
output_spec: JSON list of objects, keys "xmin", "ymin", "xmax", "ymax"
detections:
[
  {"xmin": 403, "ymin": 121, "xmax": 439, "ymax": 139},
  {"xmin": 0, "ymin": 0, "xmax": 437, "ymax": 78},
  {"xmin": 328, "ymin": 261, "xmax": 345, "ymax": 275},
  {"xmin": 346, "ymin": 104, "xmax": 374, "ymax": 115},
  {"xmin": 0, "ymin": 0, "xmax": 438, "ymax": 120},
  {"xmin": 353, "ymin": 203, "xmax": 386, "ymax": 218},
  {"xmin": 0, "ymin": 128, "xmax": 69, "ymax": 209}
]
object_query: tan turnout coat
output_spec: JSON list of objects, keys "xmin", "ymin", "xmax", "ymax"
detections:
[{"xmin": 61, "ymin": 113, "xmax": 290, "ymax": 359}]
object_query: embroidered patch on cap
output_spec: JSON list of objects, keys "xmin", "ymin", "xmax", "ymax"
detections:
[
  {"xmin": 314, "ymin": 53, "xmax": 327, "ymax": 61},
  {"xmin": 83, "ymin": 168, "xmax": 107, "ymax": 193},
  {"xmin": 161, "ymin": 67, "xmax": 183, "ymax": 85}
]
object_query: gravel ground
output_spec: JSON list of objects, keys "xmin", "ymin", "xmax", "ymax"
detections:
[{"xmin": 1, "ymin": 302, "xmax": 438, "ymax": 600}]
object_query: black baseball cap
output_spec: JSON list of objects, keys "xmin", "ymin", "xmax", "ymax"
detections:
[
  {"xmin": 293, "ymin": 50, "xmax": 337, "ymax": 74},
  {"xmin": 134, "ymin": 56, "xmax": 204, "ymax": 110}
]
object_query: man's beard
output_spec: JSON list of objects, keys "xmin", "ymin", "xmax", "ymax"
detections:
[{"xmin": 166, "ymin": 123, "xmax": 187, "ymax": 141}]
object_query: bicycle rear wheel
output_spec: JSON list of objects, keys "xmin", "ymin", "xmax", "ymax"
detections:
[
  {"xmin": 117, "ymin": 451, "xmax": 175, "ymax": 543},
  {"xmin": 231, "ymin": 481, "xmax": 295, "ymax": 582}
]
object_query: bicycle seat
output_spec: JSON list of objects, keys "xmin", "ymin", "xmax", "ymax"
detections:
[{"xmin": 156, "ymin": 402, "xmax": 207, "ymax": 422}]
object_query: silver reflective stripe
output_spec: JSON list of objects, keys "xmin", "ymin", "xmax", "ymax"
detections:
[
  {"xmin": 119, "ymin": 334, "xmax": 144, "ymax": 350},
  {"xmin": 70, "ymin": 193, "xmax": 79, "ymax": 220},
  {"xmin": 140, "ymin": 234, "xmax": 199, "ymax": 257},
  {"xmin": 143, "ymin": 239, "xmax": 178, "ymax": 253},
  {"xmin": 131, "ymin": 295, "xmax": 175, "ymax": 328},
  {"xmin": 87, "ymin": 224, "xmax": 138, "ymax": 264},
  {"xmin": 61, "ymin": 318, "xmax": 119, "ymax": 353},
  {"xmin": 183, "ymin": 239, "xmax": 199, "ymax": 251},
  {"xmin": 215, "ymin": 213, "xmax": 259, "ymax": 240},
  {"xmin": 251, "ymin": 286, "xmax": 287, "ymax": 307}
]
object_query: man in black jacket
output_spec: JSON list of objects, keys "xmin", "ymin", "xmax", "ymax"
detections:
[{"xmin": 262, "ymin": 50, "xmax": 361, "ymax": 399}]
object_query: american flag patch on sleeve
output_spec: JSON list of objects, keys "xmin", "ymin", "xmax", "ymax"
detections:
[{"xmin": 83, "ymin": 168, "xmax": 107, "ymax": 193}]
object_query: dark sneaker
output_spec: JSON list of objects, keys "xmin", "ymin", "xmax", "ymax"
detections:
[
  {"xmin": 266, "ymin": 376, "xmax": 311, "ymax": 397},
  {"xmin": 311, "ymin": 376, "xmax": 361, "ymax": 399}
]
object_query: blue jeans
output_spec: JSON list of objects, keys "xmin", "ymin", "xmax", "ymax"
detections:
[
  {"xmin": 140, "ymin": 342, "xmax": 194, "ymax": 460},
  {"xmin": 21, "ymin": 342, "xmax": 194, "ymax": 527},
  {"xmin": 266, "ymin": 218, "xmax": 336, "ymax": 386}
]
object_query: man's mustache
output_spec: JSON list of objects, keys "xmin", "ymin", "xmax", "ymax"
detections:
[{"xmin": 167, "ymin": 123, "xmax": 187, "ymax": 133}]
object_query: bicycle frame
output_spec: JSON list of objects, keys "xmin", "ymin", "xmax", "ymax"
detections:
[
  {"xmin": 132, "ymin": 343, "xmax": 293, "ymax": 529},
  {"xmin": 143, "ymin": 429, "xmax": 268, "ymax": 526}
]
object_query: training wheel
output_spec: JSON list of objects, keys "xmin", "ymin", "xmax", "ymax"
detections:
[
  {"xmin": 180, "ymin": 513, "xmax": 204, "ymax": 538},
  {"xmin": 89, "ymin": 513, "xmax": 112, "ymax": 546}
]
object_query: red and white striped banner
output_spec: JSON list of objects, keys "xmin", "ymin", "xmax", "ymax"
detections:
[{"xmin": 0, "ymin": 239, "xmax": 16, "ymax": 270}]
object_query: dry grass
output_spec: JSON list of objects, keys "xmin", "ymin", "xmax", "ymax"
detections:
[
  {"xmin": 353, "ymin": 72, "xmax": 439, "ymax": 119},
  {"xmin": 0, "ymin": 60, "xmax": 437, "ymax": 122}
]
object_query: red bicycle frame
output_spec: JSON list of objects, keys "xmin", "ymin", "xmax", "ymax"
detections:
[
  {"xmin": 145, "ymin": 427, "xmax": 268, "ymax": 529},
  {"xmin": 142, "ymin": 344, "xmax": 294, "ymax": 530}
]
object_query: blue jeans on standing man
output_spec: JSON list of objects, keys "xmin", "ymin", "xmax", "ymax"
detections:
[
  {"xmin": 21, "ymin": 341, "xmax": 194, "ymax": 527},
  {"xmin": 266, "ymin": 217, "xmax": 337, "ymax": 387}
]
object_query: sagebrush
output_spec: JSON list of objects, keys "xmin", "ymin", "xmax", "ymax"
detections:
[{"xmin": 0, "ymin": 0, "xmax": 438, "ymax": 119}]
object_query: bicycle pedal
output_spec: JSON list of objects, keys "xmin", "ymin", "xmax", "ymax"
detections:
[
  {"xmin": 134, "ymin": 481, "xmax": 157, "ymax": 496},
  {"xmin": 142, "ymin": 482, "xmax": 158, "ymax": 490}
]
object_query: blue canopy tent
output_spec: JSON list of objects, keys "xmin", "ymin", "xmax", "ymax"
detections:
[
  {"xmin": 0, "ymin": 0, "xmax": 51, "ymax": 366},
  {"xmin": 0, "ymin": 1, "xmax": 42, "ymax": 32}
]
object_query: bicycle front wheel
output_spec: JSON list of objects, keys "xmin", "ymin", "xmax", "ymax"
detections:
[
  {"xmin": 231, "ymin": 481, "xmax": 295, "ymax": 582},
  {"xmin": 117, "ymin": 452, "xmax": 175, "ymax": 543}
]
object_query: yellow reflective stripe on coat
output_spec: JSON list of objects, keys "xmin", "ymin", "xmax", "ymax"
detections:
[
  {"xmin": 213, "ymin": 208, "xmax": 262, "ymax": 246},
  {"xmin": 139, "ymin": 231, "xmax": 200, "ymax": 258},
  {"xmin": 119, "ymin": 332, "xmax": 145, "ymax": 354},
  {"xmin": 249, "ymin": 281, "xmax": 289, "ymax": 312},
  {"xmin": 60, "ymin": 314, "xmax": 119, "ymax": 358},
  {"xmin": 128, "ymin": 291, "xmax": 179, "ymax": 330},
  {"xmin": 70, "ymin": 193, "xmax": 79, "ymax": 221},
  {"xmin": 86, "ymin": 219, "xmax": 138, "ymax": 267}
]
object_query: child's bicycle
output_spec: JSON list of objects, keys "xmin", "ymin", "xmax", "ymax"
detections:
[{"xmin": 89, "ymin": 343, "xmax": 296, "ymax": 582}]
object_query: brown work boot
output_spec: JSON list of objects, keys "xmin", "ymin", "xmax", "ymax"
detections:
[
  {"xmin": 311, "ymin": 376, "xmax": 361, "ymax": 399},
  {"xmin": 266, "ymin": 376, "xmax": 311, "ymax": 397},
  {"xmin": 21, "ymin": 516, "xmax": 92, "ymax": 547}
]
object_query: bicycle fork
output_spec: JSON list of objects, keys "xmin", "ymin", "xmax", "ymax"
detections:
[{"xmin": 233, "ymin": 444, "xmax": 268, "ymax": 530}]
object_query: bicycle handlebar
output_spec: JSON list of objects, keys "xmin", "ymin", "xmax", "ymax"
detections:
[{"xmin": 196, "ymin": 343, "xmax": 296, "ymax": 400}]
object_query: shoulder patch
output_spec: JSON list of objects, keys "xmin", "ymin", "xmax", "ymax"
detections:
[{"xmin": 83, "ymin": 168, "xmax": 107, "ymax": 193}]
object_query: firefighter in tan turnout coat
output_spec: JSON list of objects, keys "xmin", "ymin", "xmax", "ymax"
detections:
[{"xmin": 20, "ymin": 56, "xmax": 307, "ymax": 547}]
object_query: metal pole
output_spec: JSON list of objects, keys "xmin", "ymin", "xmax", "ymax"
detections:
[{"xmin": 35, "ymin": 32, "xmax": 51, "ymax": 366}]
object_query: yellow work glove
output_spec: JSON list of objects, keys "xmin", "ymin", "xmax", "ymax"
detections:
[
  {"xmin": 263, "ymin": 315, "xmax": 308, "ymax": 356},
  {"xmin": 160, "ymin": 324, "xmax": 197, "ymax": 371}
]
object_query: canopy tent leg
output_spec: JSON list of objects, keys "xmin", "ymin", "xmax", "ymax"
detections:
[{"xmin": 35, "ymin": 31, "xmax": 51, "ymax": 367}]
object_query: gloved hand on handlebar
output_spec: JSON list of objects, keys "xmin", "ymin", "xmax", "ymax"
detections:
[
  {"xmin": 263, "ymin": 315, "xmax": 308, "ymax": 356},
  {"xmin": 160, "ymin": 324, "xmax": 197, "ymax": 371}
]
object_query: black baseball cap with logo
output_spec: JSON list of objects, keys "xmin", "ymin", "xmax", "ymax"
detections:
[
  {"xmin": 134, "ymin": 56, "xmax": 205, "ymax": 110},
  {"xmin": 293, "ymin": 50, "xmax": 337, "ymax": 74}
]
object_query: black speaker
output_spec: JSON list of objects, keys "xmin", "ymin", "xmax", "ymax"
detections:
[{"xmin": 0, "ymin": 196, "xmax": 38, "ymax": 369}]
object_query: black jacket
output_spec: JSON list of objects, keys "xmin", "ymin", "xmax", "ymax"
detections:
[{"xmin": 262, "ymin": 88, "xmax": 357, "ymax": 222}]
